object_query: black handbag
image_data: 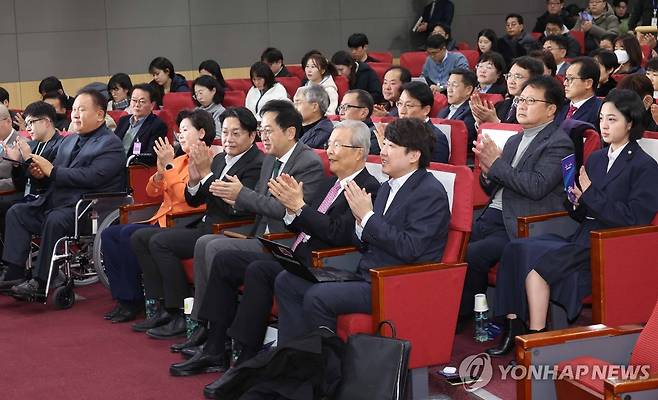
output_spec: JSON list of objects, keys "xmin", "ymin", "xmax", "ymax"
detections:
[{"xmin": 335, "ymin": 320, "xmax": 411, "ymax": 400}]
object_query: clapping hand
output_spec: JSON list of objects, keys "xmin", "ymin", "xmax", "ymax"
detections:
[
  {"xmin": 268, "ymin": 174, "xmax": 305, "ymax": 213},
  {"xmin": 210, "ymin": 175, "xmax": 243, "ymax": 205},
  {"xmin": 187, "ymin": 143, "xmax": 212, "ymax": 186},
  {"xmin": 154, "ymin": 136, "xmax": 175, "ymax": 173},
  {"xmin": 29, "ymin": 154, "xmax": 54, "ymax": 177},
  {"xmin": 344, "ymin": 180, "xmax": 372, "ymax": 224},
  {"xmin": 472, "ymin": 133, "xmax": 501, "ymax": 173},
  {"xmin": 569, "ymin": 166, "xmax": 591, "ymax": 205},
  {"xmin": 469, "ymin": 93, "xmax": 499, "ymax": 124}
]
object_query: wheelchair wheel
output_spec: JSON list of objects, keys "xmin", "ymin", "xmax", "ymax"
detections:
[
  {"xmin": 92, "ymin": 209, "xmax": 121, "ymax": 289},
  {"xmin": 53, "ymin": 285, "xmax": 75, "ymax": 310}
]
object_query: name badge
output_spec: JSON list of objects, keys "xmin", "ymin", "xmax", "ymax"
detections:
[{"xmin": 132, "ymin": 141, "xmax": 141, "ymax": 155}]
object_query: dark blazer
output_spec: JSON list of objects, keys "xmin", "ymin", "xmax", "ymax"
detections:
[
  {"xmin": 596, "ymin": 78, "xmax": 617, "ymax": 97},
  {"xmin": 437, "ymin": 102, "xmax": 477, "ymax": 144},
  {"xmin": 275, "ymin": 65, "xmax": 293, "ymax": 78},
  {"xmin": 421, "ymin": 0, "xmax": 455, "ymax": 32},
  {"xmin": 288, "ymin": 169, "xmax": 381, "ymax": 264},
  {"xmin": 11, "ymin": 132, "xmax": 65, "ymax": 195},
  {"xmin": 356, "ymin": 168, "xmax": 450, "ymax": 280},
  {"xmin": 481, "ymin": 81, "xmax": 508, "ymax": 96},
  {"xmin": 185, "ymin": 144, "xmax": 264, "ymax": 229},
  {"xmin": 114, "ymin": 113, "xmax": 167, "ymax": 165},
  {"xmin": 496, "ymin": 97, "xmax": 518, "ymax": 124},
  {"xmin": 353, "ymin": 62, "xmax": 384, "ymax": 104},
  {"xmin": 299, "ymin": 118, "xmax": 334, "ymax": 149},
  {"xmin": 557, "ymin": 61, "xmax": 570, "ymax": 76},
  {"xmin": 483, "ymin": 121, "xmax": 575, "ymax": 238},
  {"xmin": 554, "ymin": 96, "xmax": 602, "ymax": 128},
  {"xmin": 30, "ymin": 124, "xmax": 126, "ymax": 210},
  {"xmin": 427, "ymin": 121, "xmax": 450, "ymax": 163}
]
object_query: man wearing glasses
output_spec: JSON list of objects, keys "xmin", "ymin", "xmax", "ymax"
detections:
[
  {"xmin": 338, "ymin": 89, "xmax": 380, "ymax": 154},
  {"xmin": 438, "ymin": 68, "xmax": 478, "ymax": 143},
  {"xmin": 555, "ymin": 57, "xmax": 602, "ymax": 127},
  {"xmin": 113, "ymin": 83, "xmax": 167, "ymax": 166},
  {"xmin": 458, "ymin": 76, "xmax": 574, "ymax": 335},
  {"xmin": 420, "ymin": 34, "xmax": 469, "ymax": 92},
  {"xmin": 542, "ymin": 35, "xmax": 571, "ymax": 76},
  {"xmin": 0, "ymin": 104, "xmax": 19, "ymax": 192},
  {"xmin": 533, "ymin": 0, "xmax": 576, "ymax": 33},
  {"xmin": 574, "ymin": 0, "xmax": 619, "ymax": 53}
]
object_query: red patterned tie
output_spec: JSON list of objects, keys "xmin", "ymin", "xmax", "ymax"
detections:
[
  {"xmin": 566, "ymin": 105, "xmax": 578, "ymax": 119},
  {"xmin": 290, "ymin": 180, "xmax": 342, "ymax": 251}
]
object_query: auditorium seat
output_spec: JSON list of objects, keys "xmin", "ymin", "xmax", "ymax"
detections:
[
  {"xmin": 152, "ymin": 109, "xmax": 176, "ymax": 142},
  {"xmin": 334, "ymin": 75, "xmax": 349, "ymax": 102},
  {"xmin": 431, "ymin": 118, "xmax": 468, "ymax": 165},
  {"xmin": 457, "ymin": 49, "xmax": 479, "ymax": 70},
  {"xmin": 455, "ymin": 42, "xmax": 471, "ymax": 50},
  {"xmin": 430, "ymin": 92, "xmax": 448, "ymax": 117},
  {"xmin": 225, "ymin": 79, "xmax": 252, "ymax": 94},
  {"xmin": 223, "ymin": 90, "xmax": 246, "ymax": 108},
  {"xmin": 107, "ymin": 110, "xmax": 128, "ymax": 124},
  {"xmin": 400, "ymin": 51, "xmax": 427, "ymax": 77},
  {"xmin": 286, "ymin": 65, "xmax": 306, "ymax": 81},
  {"xmin": 478, "ymin": 92, "xmax": 504, "ymax": 105},
  {"xmin": 568, "ymin": 30, "xmax": 585, "ymax": 55},
  {"xmin": 368, "ymin": 62, "xmax": 391, "ymax": 83},
  {"xmin": 368, "ymin": 51, "xmax": 394, "ymax": 64},
  {"xmin": 276, "ymin": 76, "xmax": 301, "ymax": 98},
  {"xmin": 312, "ymin": 149, "xmax": 331, "ymax": 176},
  {"xmin": 163, "ymin": 92, "xmax": 195, "ymax": 118}
]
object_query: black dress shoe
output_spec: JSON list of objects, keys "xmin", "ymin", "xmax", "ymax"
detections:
[
  {"xmin": 146, "ymin": 313, "xmax": 186, "ymax": 339},
  {"xmin": 181, "ymin": 344, "xmax": 203, "ymax": 360},
  {"xmin": 171, "ymin": 325, "xmax": 207, "ymax": 353},
  {"xmin": 11, "ymin": 278, "xmax": 44, "ymax": 297},
  {"xmin": 204, "ymin": 376, "xmax": 224, "ymax": 399},
  {"xmin": 486, "ymin": 318, "xmax": 526, "ymax": 357},
  {"xmin": 132, "ymin": 306, "xmax": 170, "ymax": 332},
  {"xmin": 111, "ymin": 303, "xmax": 143, "ymax": 323},
  {"xmin": 104, "ymin": 303, "xmax": 122, "ymax": 320},
  {"xmin": 0, "ymin": 266, "xmax": 27, "ymax": 291},
  {"xmin": 169, "ymin": 350, "xmax": 227, "ymax": 376}
]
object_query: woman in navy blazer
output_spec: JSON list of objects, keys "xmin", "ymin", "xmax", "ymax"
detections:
[{"xmin": 488, "ymin": 89, "xmax": 658, "ymax": 356}]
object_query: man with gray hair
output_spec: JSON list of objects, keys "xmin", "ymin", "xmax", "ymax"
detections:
[
  {"xmin": 0, "ymin": 104, "xmax": 19, "ymax": 192},
  {"xmin": 170, "ymin": 120, "xmax": 381, "ymax": 378},
  {"xmin": 293, "ymin": 85, "xmax": 334, "ymax": 149}
]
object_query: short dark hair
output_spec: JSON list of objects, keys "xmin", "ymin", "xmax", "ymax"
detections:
[
  {"xmin": 131, "ymin": 83, "xmax": 157, "ymax": 104},
  {"xmin": 612, "ymin": 0, "xmax": 628, "ymax": 6},
  {"xmin": 259, "ymin": 100, "xmax": 302, "ymax": 139},
  {"xmin": 506, "ymin": 13, "xmax": 524, "ymax": 25},
  {"xmin": 261, "ymin": 47, "xmax": 284, "ymax": 64},
  {"xmin": 616, "ymin": 74, "xmax": 653, "ymax": 100},
  {"xmin": 426, "ymin": 34, "xmax": 447, "ymax": 50},
  {"xmin": 477, "ymin": 51, "xmax": 506, "ymax": 74},
  {"xmin": 544, "ymin": 14, "xmax": 565, "ymax": 27},
  {"xmin": 591, "ymin": 48, "xmax": 620, "ymax": 71},
  {"xmin": 570, "ymin": 56, "xmax": 601, "ymax": 90},
  {"xmin": 76, "ymin": 88, "xmax": 108, "ymax": 113},
  {"xmin": 543, "ymin": 35, "xmax": 569, "ymax": 50},
  {"xmin": 646, "ymin": 57, "xmax": 658, "ymax": 72},
  {"xmin": 603, "ymin": 89, "xmax": 646, "ymax": 140},
  {"xmin": 401, "ymin": 81, "xmax": 434, "ymax": 108},
  {"xmin": 512, "ymin": 56, "xmax": 545, "ymax": 77},
  {"xmin": 384, "ymin": 66, "xmax": 412, "ymax": 84},
  {"xmin": 600, "ymin": 33, "xmax": 618, "ymax": 45},
  {"xmin": 477, "ymin": 29, "xmax": 499, "ymax": 53},
  {"xmin": 38, "ymin": 76, "xmax": 63, "ymax": 95},
  {"xmin": 522, "ymin": 75, "xmax": 566, "ymax": 110},
  {"xmin": 250, "ymin": 61, "xmax": 276, "ymax": 90},
  {"xmin": 107, "ymin": 73, "xmax": 132, "ymax": 94},
  {"xmin": 345, "ymin": 89, "xmax": 374, "ymax": 118},
  {"xmin": 192, "ymin": 75, "xmax": 225, "ymax": 106},
  {"xmin": 43, "ymin": 91, "xmax": 68, "ymax": 109},
  {"xmin": 148, "ymin": 56, "xmax": 176, "ymax": 79},
  {"xmin": 547, "ymin": 0, "xmax": 564, "ymax": 3},
  {"xmin": 177, "ymin": 109, "xmax": 216, "ymax": 146},
  {"xmin": 435, "ymin": 22, "xmax": 452, "ymax": 39},
  {"xmin": 384, "ymin": 118, "xmax": 435, "ymax": 168},
  {"xmin": 198, "ymin": 59, "xmax": 226, "ymax": 87},
  {"xmin": 24, "ymin": 101, "xmax": 56, "ymax": 124},
  {"xmin": 615, "ymin": 33, "xmax": 643, "ymax": 68},
  {"xmin": 450, "ymin": 68, "xmax": 478, "ymax": 89},
  {"xmin": 348, "ymin": 33, "xmax": 369, "ymax": 48},
  {"xmin": 0, "ymin": 87, "xmax": 8, "ymax": 103},
  {"xmin": 219, "ymin": 106, "xmax": 258, "ymax": 134},
  {"xmin": 331, "ymin": 50, "xmax": 355, "ymax": 68},
  {"xmin": 528, "ymin": 49, "xmax": 557, "ymax": 76}
]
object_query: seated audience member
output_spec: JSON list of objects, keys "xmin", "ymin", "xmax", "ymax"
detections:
[
  {"xmin": 645, "ymin": 57, "xmax": 658, "ymax": 99},
  {"xmin": 275, "ymin": 117, "xmax": 451, "ymax": 344},
  {"xmin": 304, "ymin": 53, "xmax": 339, "ymax": 115},
  {"xmin": 432, "ymin": 22, "xmax": 457, "ymax": 50},
  {"xmin": 0, "ymin": 87, "xmax": 21, "ymax": 131},
  {"xmin": 38, "ymin": 76, "xmax": 74, "ymax": 110},
  {"xmin": 528, "ymin": 49, "xmax": 558, "ymax": 76},
  {"xmin": 170, "ymin": 120, "xmax": 381, "ymax": 375},
  {"xmin": 130, "ymin": 107, "xmax": 265, "ymax": 337},
  {"xmin": 599, "ymin": 33, "xmax": 617, "ymax": 51},
  {"xmin": 0, "ymin": 104, "xmax": 19, "ymax": 193},
  {"xmin": 555, "ymin": 57, "xmax": 602, "ymax": 127},
  {"xmin": 260, "ymin": 47, "xmax": 293, "ymax": 78},
  {"xmin": 107, "ymin": 73, "xmax": 133, "ymax": 112},
  {"xmin": 591, "ymin": 48, "xmax": 620, "ymax": 97},
  {"xmin": 498, "ymin": 14, "xmax": 538, "ymax": 65},
  {"xmin": 542, "ymin": 35, "xmax": 570, "ymax": 75},
  {"xmin": 293, "ymin": 85, "xmax": 334, "ymax": 149},
  {"xmin": 245, "ymin": 62, "xmax": 290, "ymax": 121},
  {"xmin": 475, "ymin": 52, "xmax": 508, "ymax": 95},
  {"xmin": 613, "ymin": 0, "xmax": 629, "ymax": 33},
  {"xmin": 573, "ymin": 0, "xmax": 619, "ymax": 54},
  {"xmin": 331, "ymin": 51, "xmax": 384, "ymax": 103},
  {"xmin": 193, "ymin": 75, "xmax": 225, "ymax": 137},
  {"xmin": 149, "ymin": 56, "xmax": 191, "ymax": 106},
  {"xmin": 101, "ymin": 111, "xmax": 209, "ymax": 323},
  {"xmin": 616, "ymin": 73, "xmax": 658, "ymax": 131},
  {"xmin": 0, "ymin": 89, "xmax": 126, "ymax": 297},
  {"xmin": 439, "ymin": 69, "xmax": 478, "ymax": 143},
  {"xmin": 198, "ymin": 59, "xmax": 227, "ymax": 88},
  {"xmin": 470, "ymin": 56, "xmax": 545, "ymax": 125},
  {"xmin": 300, "ymin": 49, "xmax": 322, "ymax": 77},
  {"xmin": 339, "ymin": 89, "xmax": 379, "ymax": 154},
  {"xmin": 347, "ymin": 33, "xmax": 379, "ymax": 63},
  {"xmin": 477, "ymin": 29, "xmax": 499, "ymax": 55},
  {"xmin": 171, "ymin": 100, "xmax": 324, "ymax": 351},
  {"xmin": 613, "ymin": 33, "xmax": 645, "ymax": 75},
  {"xmin": 459, "ymin": 76, "xmax": 574, "ymax": 329},
  {"xmin": 372, "ymin": 66, "xmax": 412, "ymax": 118},
  {"xmin": 488, "ymin": 89, "xmax": 658, "ymax": 355},
  {"xmin": 541, "ymin": 15, "xmax": 581, "ymax": 58},
  {"xmin": 533, "ymin": 0, "xmax": 576, "ymax": 33},
  {"xmin": 114, "ymin": 83, "xmax": 167, "ymax": 165},
  {"xmin": 395, "ymin": 81, "xmax": 450, "ymax": 163},
  {"xmin": 42, "ymin": 91, "xmax": 71, "ymax": 131},
  {"xmin": 421, "ymin": 34, "xmax": 469, "ymax": 91}
]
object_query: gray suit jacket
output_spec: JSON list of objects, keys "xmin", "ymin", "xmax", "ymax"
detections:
[
  {"xmin": 0, "ymin": 130, "xmax": 19, "ymax": 191},
  {"xmin": 483, "ymin": 121, "xmax": 574, "ymax": 238},
  {"xmin": 234, "ymin": 142, "xmax": 325, "ymax": 236}
]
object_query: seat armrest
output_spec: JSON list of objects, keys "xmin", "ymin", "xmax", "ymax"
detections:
[
  {"xmin": 211, "ymin": 219, "xmax": 254, "ymax": 234},
  {"xmin": 165, "ymin": 209, "xmax": 205, "ymax": 228},
  {"xmin": 591, "ymin": 224, "xmax": 658, "ymax": 239},
  {"xmin": 262, "ymin": 232, "xmax": 297, "ymax": 241},
  {"xmin": 311, "ymin": 246, "xmax": 358, "ymax": 268},
  {"xmin": 0, "ymin": 189, "xmax": 17, "ymax": 196},
  {"xmin": 517, "ymin": 211, "xmax": 572, "ymax": 238},
  {"xmin": 119, "ymin": 202, "xmax": 161, "ymax": 224},
  {"xmin": 80, "ymin": 191, "xmax": 129, "ymax": 200},
  {"xmin": 516, "ymin": 324, "xmax": 642, "ymax": 351},
  {"xmin": 605, "ymin": 373, "xmax": 658, "ymax": 396}
]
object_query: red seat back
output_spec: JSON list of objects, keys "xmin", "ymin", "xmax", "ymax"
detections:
[
  {"xmin": 531, "ymin": 32, "xmax": 543, "ymax": 40},
  {"xmin": 400, "ymin": 51, "xmax": 427, "ymax": 77},
  {"xmin": 163, "ymin": 92, "xmax": 195, "ymax": 118},
  {"xmin": 368, "ymin": 62, "xmax": 391, "ymax": 83},
  {"xmin": 457, "ymin": 50, "xmax": 479, "ymax": 70},
  {"xmin": 568, "ymin": 31, "xmax": 585, "ymax": 55},
  {"xmin": 225, "ymin": 79, "xmax": 252, "ymax": 94},
  {"xmin": 478, "ymin": 93, "xmax": 504, "ymax": 105},
  {"xmin": 286, "ymin": 65, "xmax": 306, "ymax": 81},
  {"xmin": 334, "ymin": 75, "xmax": 349, "ymax": 102},
  {"xmin": 641, "ymin": 44, "xmax": 652, "ymax": 67},
  {"xmin": 430, "ymin": 92, "xmax": 448, "ymax": 117},
  {"xmin": 312, "ymin": 149, "xmax": 332, "ymax": 176},
  {"xmin": 583, "ymin": 128, "xmax": 601, "ymax": 165},
  {"xmin": 224, "ymin": 90, "xmax": 246, "ymax": 108},
  {"xmin": 431, "ymin": 118, "xmax": 468, "ymax": 166},
  {"xmin": 368, "ymin": 51, "xmax": 393, "ymax": 64},
  {"xmin": 455, "ymin": 42, "xmax": 470, "ymax": 50},
  {"xmin": 630, "ymin": 300, "xmax": 658, "ymax": 370},
  {"xmin": 152, "ymin": 109, "xmax": 176, "ymax": 142},
  {"xmin": 276, "ymin": 76, "xmax": 301, "ymax": 99},
  {"xmin": 128, "ymin": 165, "xmax": 160, "ymax": 204},
  {"xmin": 107, "ymin": 110, "xmax": 128, "ymax": 124}
]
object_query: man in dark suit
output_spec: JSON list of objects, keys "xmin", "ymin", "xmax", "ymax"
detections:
[
  {"xmin": 274, "ymin": 117, "xmax": 451, "ymax": 345},
  {"xmin": 169, "ymin": 120, "xmax": 381, "ymax": 376},
  {"xmin": 438, "ymin": 68, "xmax": 478, "ymax": 144},
  {"xmin": 114, "ymin": 83, "xmax": 167, "ymax": 165},
  {"xmin": 459, "ymin": 76, "xmax": 574, "ymax": 324},
  {"xmin": 415, "ymin": 0, "xmax": 455, "ymax": 38},
  {"xmin": 542, "ymin": 35, "xmax": 571, "ymax": 76},
  {"xmin": 0, "ymin": 89, "xmax": 126, "ymax": 297},
  {"xmin": 555, "ymin": 57, "xmax": 602, "ymax": 128}
]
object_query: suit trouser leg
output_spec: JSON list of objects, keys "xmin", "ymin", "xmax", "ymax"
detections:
[
  {"xmin": 130, "ymin": 226, "xmax": 166, "ymax": 300},
  {"xmin": 190, "ymin": 237, "xmax": 263, "ymax": 320},
  {"xmin": 0, "ymin": 198, "xmax": 16, "ymax": 260},
  {"xmin": 191, "ymin": 234, "xmax": 222, "ymax": 319},
  {"xmin": 36, "ymin": 208, "xmax": 76, "ymax": 282},
  {"xmin": 3, "ymin": 203, "xmax": 45, "ymax": 268}
]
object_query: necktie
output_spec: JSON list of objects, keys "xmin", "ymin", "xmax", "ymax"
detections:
[
  {"xmin": 505, "ymin": 102, "xmax": 517, "ymax": 122},
  {"xmin": 566, "ymin": 105, "xmax": 578, "ymax": 119},
  {"xmin": 271, "ymin": 159, "xmax": 283, "ymax": 178},
  {"xmin": 290, "ymin": 180, "xmax": 342, "ymax": 251}
]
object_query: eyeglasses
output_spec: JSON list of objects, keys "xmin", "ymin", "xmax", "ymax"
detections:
[
  {"xmin": 324, "ymin": 141, "xmax": 363, "ymax": 150},
  {"xmin": 395, "ymin": 101, "xmax": 422, "ymax": 109},
  {"xmin": 25, "ymin": 118, "xmax": 46, "ymax": 128},
  {"xmin": 476, "ymin": 63, "xmax": 496, "ymax": 71},
  {"xmin": 445, "ymin": 81, "xmax": 463, "ymax": 89},
  {"xmin": 257, "ymin": 126, "xmax": 276, "ymax": 137},
  {"xmin": 337, "ymin": 104, "xmax": 367, "ymax": 112},
  {"xmin": 504, "ymin": 73, "xmax": 528, "ymax": 81},
  {"xmin": 516, "ymin": 96, "xmax": 553, "ymax": 106},
  {"xmin": 130, "ymin": 98, "xmax": 150, "ymax": 106},
  {"xmin": 563, "ymin": 76, "xmax": 587, "ymax": 84}
]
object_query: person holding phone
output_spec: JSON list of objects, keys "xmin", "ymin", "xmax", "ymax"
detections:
[{"xmin": 574, "ymin": 0, "xmax": 620, "ymax": 53}]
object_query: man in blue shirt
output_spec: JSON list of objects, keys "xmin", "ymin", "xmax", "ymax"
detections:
[{"xmin": 421, "ymin": 35, "xmax": 469, "ymax": 92}]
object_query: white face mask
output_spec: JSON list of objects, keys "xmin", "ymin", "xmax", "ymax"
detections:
[{"xmin": 615, "ymin": 49, "xmax": 629, "ymax": 65}]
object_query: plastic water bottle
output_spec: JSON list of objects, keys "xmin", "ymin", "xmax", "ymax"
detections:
[{"xmin": 474, "ymin": 293, "xmax": 490, "ymax": 342}]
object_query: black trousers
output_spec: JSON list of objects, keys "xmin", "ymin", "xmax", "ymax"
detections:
[
  {"xmin": 0, "ymin": 198, "xmax": 15, "ymax": 260},
  {"xmin": 131, "ymin": 224, "xmax": 210, "ymax": 309},
  {"xmin": 198, "ymin": 249, "xmax": 280, "ymax": 351},
  {"xmin": 459, "ymin": 208, "xmax": 510, "ymax": 317}
]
